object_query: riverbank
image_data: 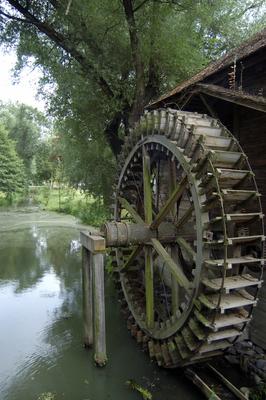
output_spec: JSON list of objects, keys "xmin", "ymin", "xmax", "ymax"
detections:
[
  {"xmin": 0, "ymin": 207, "xmax": 98, "ymax": 233},
  {"xmin": 0, "ymin": 186, "xmax": 109, "ymax": 227}
]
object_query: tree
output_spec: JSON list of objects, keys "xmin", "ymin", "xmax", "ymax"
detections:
[
  {"xmin": 56, "ymin": 125, "xmax": 116, "ymax": 204},
  {"xmin": 35, "ymin": 139, "xmax": 54, "ymax": 184},
  {"xmin": 0, "ymin": 1, "xmax": 264, "ymax": 202},
  {"xmin": 0, "ymin": 1, "xmax": 265, "ymax": 158},
  {"xmin": 0, "ymin": 102, "xmax": 50, "ymax": 181},
  {"xmin": 0, "ymin": 123, "xmax": 25, "ymax": 199}
]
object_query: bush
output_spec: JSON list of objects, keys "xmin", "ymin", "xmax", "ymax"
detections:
[
  {"xmin": 78, "ymin": 199, "xmax": 109, "ymax": 226},
  {"xmin": 36, "ymin": 186, "xmax": 110, "ymax": 227}
]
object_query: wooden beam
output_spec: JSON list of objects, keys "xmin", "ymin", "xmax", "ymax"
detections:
[
  {"xmin": 199, "ymin": 93, "xmax": 218, "ymax": 119},
  {"xmin": 176, "ymin": 205, "xmax": 194, "ymax": 230},
  {"xmin": 80, "ymin": 231, "xmax": 106, "ymax": 253},
  {"xmin": 197, "ymin": 83, "xmax": 266, "ymax": 113},
  {"xmin": 92, "ymin": 252, "xmax": 107, "ymax": 367},
  {"xmin": 81, "ymin": 233, "xmax": 107, "ymax": 367},
  {"xmin": 170, "ymin": 247, "xmax": 180, "ymax": 314},
  {"xmin": 145, "ymin": 246, "xmax": 154, "ymax": 329},
  {"xmin": 151, "ymin": 238, "xmax": 191, "ymax": 290},
  {"xmin": 176, "ymin": 237, "xmax": 196, "ymax": 262},
  {"xmin": 119, "ymin": 245, "xmax": 143, "ymax": 272},
  {"xmin": 185, "ymin": 369, "xmax": 221, "ymax": 400},
  {"xmin": 82, "ymin": 247, "xmax": 93, "ymax": 347},
  {"xmin": 118, "ymin": 196, "xmax": 144, "ymax": 224},
  {"xmin": 142, "ymin": 148, "xmax": 153, "ymax": 224},
  {"xmin": 150, "ymin": 175, "xmax": 187, "ymax": 230},
  {"xmin": 207, "ymin": 365, "xmax": 247, "ymax": 400},
  {"xmin": 142, "ymin": 147, "xmax": 154, "ymax": 328},
  {"xmin": 180, "ymin": 91, "xmax": 194, "ymax": 109}
]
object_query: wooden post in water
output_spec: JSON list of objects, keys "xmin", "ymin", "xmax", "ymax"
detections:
[
  {"xmin": 82, "ymin": 246, "xmax": 93, "ymax": 347},
  {"xmin": 80, "ymin": 231, "xmax": 107, "ymax": 367},
  {"xmin": 92, "ymin": 251, "xmax": 107, "ymax": 367}
]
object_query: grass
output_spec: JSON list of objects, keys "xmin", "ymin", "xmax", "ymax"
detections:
[
  {"xmin": 32, "ymin": 186, "xmax": 110, "ymax": 226},
  {"xmin": 0, "ymin": 186, "xmax": 110, "ymax": 227},
  {"xmin": 0, "ymin": 191, "xmax": 29, "ymax": 208}
]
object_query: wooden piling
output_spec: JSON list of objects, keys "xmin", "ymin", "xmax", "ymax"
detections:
[
  {"xmin": 81, "ymin": 231, "xmax": 107, "ymax": 367},
  {"xmin": 82, "ymin": 246, "xmax": 93, "ymax": 347},
  {"xmin": 92, "ymin": 252, "xmax": 107, "ymax": 367}
]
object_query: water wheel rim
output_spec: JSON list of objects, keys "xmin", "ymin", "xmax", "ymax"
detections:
[
  {"xmin": 111, "ymin": 109, "xmax": 264, "ymax": 366},
  {"xmin": 115, "ymin": 136, "xmax": 209, "ymax": 339}
]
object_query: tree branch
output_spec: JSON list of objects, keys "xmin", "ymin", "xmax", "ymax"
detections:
[
  {"xmin": 104, "ymin": 112, "xmax": 124, "ymax": 157},
  {"xmin": 145, "ymin": 2, "xmax": 160, "ymax": 102},
  {"xmin": 122, "ymin": 0, "xmax": 145, "ymax": 123},
  {"xmin": 133, "ymin": 0, "xmax": 150, "ymax": 12},
  {"xmin": 134, "ymin": 0, "xmax": 187, "ymax": 12},
  {"xmin": 6, "ymin": 0, "xmax": 115, "ymax": 99},
  {"xmin": 0, "ymin": 8, "xmax": 29, "ymax": 23}
]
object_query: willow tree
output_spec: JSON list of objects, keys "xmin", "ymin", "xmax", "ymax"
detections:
[
  {"xmin": 1, "ymin": 1, "xmax": 265, "ymax": 154},
  {"xmin": 0, "ymin": 1, "xmax": 264, "ymax": 199}
]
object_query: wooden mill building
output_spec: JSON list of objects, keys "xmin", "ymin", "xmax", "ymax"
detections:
[{"xmin": 148, "ymin": 28, "xmax": 266, "ymax": 349}]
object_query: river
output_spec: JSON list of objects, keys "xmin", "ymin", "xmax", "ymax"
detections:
[{"xmin": 0, "ymin": 208, "xmax": 202, "ymax": 400}]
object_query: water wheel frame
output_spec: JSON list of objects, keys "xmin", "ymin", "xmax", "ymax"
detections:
[{"xmin": 109, "ymin": 108, "xmax": 264, "ymax": 368}]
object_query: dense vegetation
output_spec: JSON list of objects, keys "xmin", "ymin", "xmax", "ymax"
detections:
[
  {"xmin": 0, "ymin": 122, "xmax": 25, "ymax": 200},
  {"xmin": 0, "ymin": 101, "xmax": 108, "ymax": 224},
  {"xmin": 0, "ymin": 0, "xmax": 265, "ymax": 218}
]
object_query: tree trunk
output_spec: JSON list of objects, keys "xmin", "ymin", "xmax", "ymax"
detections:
[{"xmin": 104, "ymin": 112, "xmax": 124, "ymax": 158}]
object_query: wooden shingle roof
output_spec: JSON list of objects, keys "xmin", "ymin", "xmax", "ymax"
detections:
[{"xmin": 149, "ymin": 27, "xmax": 266, "ymax": 108}]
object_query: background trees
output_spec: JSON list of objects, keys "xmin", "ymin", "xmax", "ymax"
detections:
[
  {"xmin": 0, "ymin": 0, "xmax": 265, "ymax": 202},
  {"xmin": 0, "ymin": 102, "xmax": 51, "ymax": 183},
  {"xmin": 0, "ymin": 123, "xmax": 25, "ymax": 199}
]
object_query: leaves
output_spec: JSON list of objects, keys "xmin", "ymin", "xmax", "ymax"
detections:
[
  {"xmin": 0, "ymin": 123, "xmax": 25, "ymax": 197},
  {"xmin": 0, "ymin": 102, "xmax": 51, "ymax": 181},
  {"xmin": 126, "ymin": 379, "xmax": 153, "ymax": 399},
  {"xmin": 0, "ymin": 0, "xmax": 265, "ymax": 199}
]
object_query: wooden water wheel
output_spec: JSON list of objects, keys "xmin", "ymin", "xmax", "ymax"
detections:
[{"xmin": 105, "ymin": 109, "xmax": 264, "ymax": 368}]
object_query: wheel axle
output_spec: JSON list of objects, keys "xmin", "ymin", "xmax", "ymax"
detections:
[{"xmin": 101, "ymin": 221, "xmax": 177, "ymax": 247}]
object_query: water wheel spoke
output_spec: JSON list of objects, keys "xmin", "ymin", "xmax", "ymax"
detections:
[
  {"xmin": 118, "ymin": 196, "xmax": 144, "ymax": 224},
  {"xmin": 145, "ymin": 246, "xmax": 154, "ymax": 329},
  {"xmin": 150, "ymin": 175, "xmax": 188, "ymax": 230},
  {"xmin": 119, "ymin": 245, "xmax": 144, "ymax": 272},
  {"xmin": 151, "ymin": 238, "xmax": 191, "ymax": 291},
  {"xmin": 171, "ymin": 247, "xmax": 181, "ymax": 313},
  {"xmin": 176, "ymin": 236, "xmax": 196, "ymax": 263},
  {"xmin": 176, "ymin": 204, "xmax": 194, "ymax": 230}
]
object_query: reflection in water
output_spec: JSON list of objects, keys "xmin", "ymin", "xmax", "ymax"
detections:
[{"xmin": 0, "ymin": 220, "xmax": 202, "ymax": 400}]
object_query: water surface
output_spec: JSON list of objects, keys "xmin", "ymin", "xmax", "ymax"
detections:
[{"xmin": 0, "ymin": 210, "xmax": 202, "ymax": 400}]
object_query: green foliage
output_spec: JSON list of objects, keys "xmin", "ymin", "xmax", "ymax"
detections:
[
  {"xmin": 37, "ymin": 393, "xmax": 56, "ymax": 400},
  {"xmin": 0, "ymin": 0, "xmax": 265, "ymax": 201},
  {"xmin": 36, "ymin": 186, "xmax": 109, "ymax": 226},
  {"xmin": 126, "ymin": 379, "xmax": 152, "ymax": 399},
  {"xmin": 35, "ymin": 140, "xmax": 54, "ymax": 184},
  {"xmin": 78, "ymin": 199, "xmax": 109, "ymax": 226},
  {"xmin": 55, "ymin": 122, "xmax": 116, "ymax": 204},
  {"xmin": 250, "ymin": 383, "xmax": 266, "ymax": 400},
  {"xmin": 0, "ymin": 102, "xmax": 53, "ymax": 184},
  {"xmin": 0, "ymin": 123, "xmax": 25, "ymax": 199}
]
